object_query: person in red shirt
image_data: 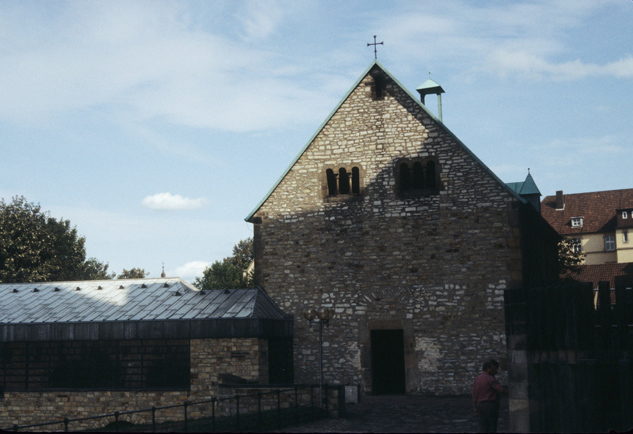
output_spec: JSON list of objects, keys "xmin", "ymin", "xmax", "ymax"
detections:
[{"xmin": 472, "ymin": 359, "xmax": 507, "ymax": 432}]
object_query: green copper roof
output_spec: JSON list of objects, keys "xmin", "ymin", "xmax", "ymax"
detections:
[
  {"xmin": 416, "ymin": 78, "xmax": 445, "ymax": 94},
  {"xmin": 245, "ymin": 61, "xmax": 526, "ymax": 222},
  {"xmin": 506, "ymin": 172, "xmax": 541, "ymax": 196}
]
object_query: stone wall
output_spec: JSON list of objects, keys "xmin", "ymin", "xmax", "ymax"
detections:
[
  {"xmin": 0, "ymin": 337, "xmax": 266, "ymax": 431},
  {"xmin": 252, "ymin": 66, "xmax": 523, "ymax": 395}
]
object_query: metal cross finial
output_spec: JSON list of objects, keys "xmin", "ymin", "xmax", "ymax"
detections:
[{"xmin": 367, "ymin": 35, "xmax": 383, "ymax": 59}]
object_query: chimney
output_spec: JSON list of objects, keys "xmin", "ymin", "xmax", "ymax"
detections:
[{"xmin": 555, "ymin": 190, "xmax": 565, "ymax": 210}]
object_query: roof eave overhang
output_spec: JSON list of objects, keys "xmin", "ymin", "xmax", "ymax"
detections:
[{"xmin": 0, "ymin": 317, "xmax": 294, "ymax": 343}]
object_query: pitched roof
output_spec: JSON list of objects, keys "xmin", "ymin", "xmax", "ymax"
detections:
[
  {"xmin": 0, "ymin": 278, "xmax": 287, "ymax": 325},
  {"xmin": 563, "ymin": 263, "xmax": 633, "ymax": 290},
  {"xmin": 506, "ymin": 172, "xmax": 541, "ymax": 196},
  {"xmin": 245, "ymin": 60, "xmax": 525, "ymax": 222},
  {"xmin": 541, "ymin": 188, "xmax": 633, "ymax": 234}
]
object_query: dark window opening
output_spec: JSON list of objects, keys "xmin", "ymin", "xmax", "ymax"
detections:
[
  {"xmin": 0, "ymin": 340, "xmax": 190, "ymax": 391},
  {"xmin": 352, "ymin": 167, "xmax": 360, "ymax": 195},
  {"xmin": 326, "ymin": 169, "xmax": 337, "ymax": 196},
  {"xmin": 325, "ymin": 166, "xmax": 361, "ymax": 198},
  {"xmin": 371, "ymin": 74, "xmax": 385, "ymax": 100},
  {"xmin": 399, "ymin": 163, "xmax": 411, "ymax": 191},
  {"xmin": 426, "ymin": 161, "xmax": 436, "ymax": 189},
  {"xmin": 412, "ymin": 162, "xmax": 424, "ymax": 189},
  {"xmin": 397, "ymin": 159, "xmax": 440, "ymax": 197},
  {"xmin": 339, "ymin": 168, "xmax": 350, "ymax": 195}
]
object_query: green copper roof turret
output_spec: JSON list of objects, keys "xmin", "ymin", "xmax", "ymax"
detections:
[{"xmin": 416, "ymin": 77, "xmax": 445, "ymax": 122}]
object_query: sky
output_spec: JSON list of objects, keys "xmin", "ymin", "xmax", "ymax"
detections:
[{"xmin": 1, "ymin": 0, "xmax": 632, "ymax": 283}]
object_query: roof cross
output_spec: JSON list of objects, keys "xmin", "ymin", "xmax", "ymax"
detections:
[{"xmin": 367, "ymin": 35, "xmax": 383, "ymax": 59}]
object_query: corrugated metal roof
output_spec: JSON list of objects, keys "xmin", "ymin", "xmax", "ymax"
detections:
[{"xmin": 0, "ymin": 278, "xmax": 286, "ymax": 325}]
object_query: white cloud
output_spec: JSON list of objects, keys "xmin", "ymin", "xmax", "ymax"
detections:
[
  {"xmin": 173, "ymin": 261, "xmax": 211, "ymax": 283},
  {"xmin": 141, "ymin": 193, "xmax": 208, "ymax": 211},
  {"xmin": 378, "ymin": 0, "xmax": 630, "ymax": 82},
  {"xmin": 0, "ymin": 1, "xmax": 339, "ymax": 132}
]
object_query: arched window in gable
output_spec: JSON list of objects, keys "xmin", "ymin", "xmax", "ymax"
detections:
[
  {"xmin": 352, "ymin": 167, "xmax": 360, "ymax": 195},
  {"xmin": 326, "ymin": 169, "xmax": 337, "ymax": 196},
  {"xmin": 412, "ymin": 162, "xmax": 424, "ymax": 189},
  {"xmin": 338, "ymin": 168, "xmax": 350, "ymax": 195},
  {"xmin": 396, "ymin": 158, "xmax": 441, "ymax": 198},
  {"xmin": 426, "ymin": 161, "xmax": 437, "ymax": 189},
  {"xmin": 324, "ymin": 165, "xmax": 363, "ymax": 199},
  {"xmin": 399, "ymin": 163, "xmax": 411, "ymax": 191}
]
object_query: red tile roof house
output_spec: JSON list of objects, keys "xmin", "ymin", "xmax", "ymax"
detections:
[
  {"xmin": 542, "ymin": 189, "xmax": 633, "ymax": 306},
  {"xmin": 562, "ymin": 262, "xmax": 633, "ymax": 306},
  {"xmin": 541, "ymin": 188, "xmax": 633, "ymax": 265}
]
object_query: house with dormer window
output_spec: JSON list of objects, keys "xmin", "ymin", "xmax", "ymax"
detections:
[{"xmin": 541, "ymin": 188, "xmax": 633, "ymax": 265}]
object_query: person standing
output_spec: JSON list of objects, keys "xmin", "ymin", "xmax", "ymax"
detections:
[{"xmin": 472, "ymin": 359, "xmax": 507, "ymax": 433}]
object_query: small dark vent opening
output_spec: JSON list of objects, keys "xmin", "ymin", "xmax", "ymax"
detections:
[
  {"xmin": 54, "ymin": 287, "xmax": 61, "ymax": 292},
  {"xmin": 33, "ymin": 288, "xmax": 39, "ymax": 293},
  {"xmin": 141, "ymin": 284, "xmax": 147, "ymax": 288},
  {"xmin": 12, "ymin": 289, "xmax": 18, "ymax": 293}
]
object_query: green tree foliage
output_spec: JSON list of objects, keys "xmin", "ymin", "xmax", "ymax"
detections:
[
  {"xmin": 117, "ymin": 268, "xmax": 149, "ymax": 279},
  {"xmin": 194, "ymin": 238, "xmax": 253, "ymax": 290},
  {"xmin": 558, "ymin": 238, "xmax": 585, "ymax": 274},
  {"xmin": 0, "ymin": 196, "xmax": 146, "ymax": 283},
  {"xmin": 81, "ymin": 258, "xmax": 116, "ymax": 280},
  {"xmin": 0, "ymin": 196, "xmax": 87, "ymax": 283}
]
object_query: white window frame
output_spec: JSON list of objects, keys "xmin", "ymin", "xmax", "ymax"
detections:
[
  {"xmin": 572, "ymin": 238, "xmax": 582, "ymax": 254},
  {"xmin": 604, "ymin": 235, "xmax": 616, "ymax": 252},
  {"xmin": 623, "ymin": 211, "xmax": 629, "ymax": 219},
  {"xmin": 571, "ymin": 217, "xmax": 584, "ymax": 228}
]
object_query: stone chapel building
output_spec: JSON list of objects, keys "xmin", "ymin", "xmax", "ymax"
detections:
[{"xmin": 246, "ymin": 61, "xmax": 558, "ymax": 395}]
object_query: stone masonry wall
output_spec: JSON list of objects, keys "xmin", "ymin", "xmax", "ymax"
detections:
[
  {"xmin": 0, "ymin": 337, "xmax": 266, "ymax": 431},
  {"xmin": 252, "ymin": 67, "xmax": 522, "ymax": 395}
]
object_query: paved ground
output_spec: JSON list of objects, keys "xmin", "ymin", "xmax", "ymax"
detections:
[{"xmin": 277, "ymin": 395, "xmax": 509, "ymax": 433}]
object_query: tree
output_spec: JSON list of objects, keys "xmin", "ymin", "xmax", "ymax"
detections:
[
  {"xmin": 81, "ymin": 258, "xmax": 116, "ymax": 280},
  {"xmin": 0, "ymin": 196, "xmax": 87, "ymax": 283},
  {"xmin": 117, "ymin": 268, "xmax": 149, "ymax": 279},
  {"xmin": 194, "ymin": 238, "xmax": 253, "ymax": 290},
  {"xmin": 558, "ymin": 238, "xmax": 585, "ymax": 274}
]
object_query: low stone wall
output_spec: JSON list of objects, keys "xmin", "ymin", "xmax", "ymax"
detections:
[{"xmin": 0, "ymin": 337, "xmax": 267, "ymax": 431}]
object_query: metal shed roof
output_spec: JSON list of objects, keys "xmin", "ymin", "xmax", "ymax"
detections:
[{"xmin": 0, "ymin": 278, "xmax": 292, "ymax": 342}]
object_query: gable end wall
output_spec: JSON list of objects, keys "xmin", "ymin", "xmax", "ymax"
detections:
[{"xmin": 253, "ymin": 70, "xmax": 524, "ymax": 394}]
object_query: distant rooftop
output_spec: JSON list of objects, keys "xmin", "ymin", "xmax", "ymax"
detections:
[{"xmin": 542, "ymin": 188, "xmax": 633, "ymax": 235}]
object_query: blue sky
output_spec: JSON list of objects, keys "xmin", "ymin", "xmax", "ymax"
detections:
[{"xmin": 1, "ymin": 0, "xmax": 632, "ymax": 282}]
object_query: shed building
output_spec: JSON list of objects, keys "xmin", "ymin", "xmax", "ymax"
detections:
[{"xmin": 0, "ymin": 278, "xmax": 292, "ymax": 428}]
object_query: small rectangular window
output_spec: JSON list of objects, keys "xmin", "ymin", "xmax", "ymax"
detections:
[
  {"xmin": 572, "ymin": 238, "xmax": 582, "ymax": 253},
  {"xmin": 605, "ymin": 235, "xmax": 616, "ymax": 252},
  {"xmin": 624, "ymin": 231, "xmax": 629, "ymax": 243},
  {"xmin": 623, "ymin": 211, "xmax": 629, "ymax": 219},
  {"xmin": 571, "ymin": 217, "xmax": 584, "ymax": 228}
]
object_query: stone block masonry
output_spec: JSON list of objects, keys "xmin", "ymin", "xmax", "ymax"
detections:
[
  {"xmin": 250, "ymin": 64, "xmax": 531, "ymax": 395},
  {"xmin": 0, "ymin": 338, "xmax": 267, "ymax": 431}
]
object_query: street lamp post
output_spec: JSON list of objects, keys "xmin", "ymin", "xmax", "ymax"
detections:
[{"xmin": 303, "ymin": 306, "xmax": 334, "ymax": 408}]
